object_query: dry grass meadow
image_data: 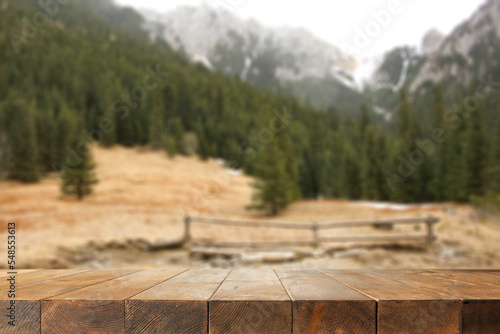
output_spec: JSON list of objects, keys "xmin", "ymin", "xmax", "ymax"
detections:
[{"xmin": 1, "ymin": 145, "xmax": 500, "ymax": 269}]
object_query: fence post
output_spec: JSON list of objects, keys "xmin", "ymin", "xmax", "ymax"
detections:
[
  {"xmin": 312, "ymin": 221, "xmax": 319, "ymax": 248},
  {"xmin": 184, "ymin": 216, "xmax": 191, "ymax": 244},
  {"xmin": 426, "ymin": 216, "xmax": 436, "ymax": 244}
]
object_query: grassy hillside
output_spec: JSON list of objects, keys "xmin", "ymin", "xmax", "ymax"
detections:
[{"xmin": 1, "ymin": 0, "xmax": 500, "ymax": 206}]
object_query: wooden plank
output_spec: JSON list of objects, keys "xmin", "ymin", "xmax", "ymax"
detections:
[
  {"xmin": 127, "ymin": 269, "xmax": 229, "ymax": 334},
  {"xmin": 13, "ymin": 269, "xmax": 137, "ymax": 300},
  {"xmin": 0, "ymin": 269, "xmax": 40, "ymax": 278},
  {"xmin": 0, "ymin": 270, "xmax": 90, "ymax": 292},
  {"xmin": 1, "ymin": 271, "xmax": 43, "ymax": 334},
  {"xmin": 209, "ymin": 269, "xmax": 291, "ymax": 334},
  {"xmin": 0, "ymin": 270, "xmax": 134, "ymax": 333},
  {"xmin": 462, "ymin": 300, "xmax": 500, "ymax": 334},
  {"xmin": 454, "ymin": 269, "xmax": 500, "ymax": 274},
  {"xmin": 42, "ymin": 269, "xmax": 184, "ymax": 334},
  {"xmin": 190, "ymin": 216, "xmax": 438, "ymax": 230},
  {"xmin": 276, "ymin": 270, "xmax": 376, "ymax": 334},
  {"xmin": 319, "ymin": 235, "xmax": 428, "ymax": 243},
  {"xmin": 193, "ymin": 240, "xmax": 313, "ymax": 248},
  {"xmin": 318, "ymin": 216, "xmax": 438, "ymax": 229},
  {"xmin": 368, "ymin": 270, "xmax": 500, "ymax": 299},
  {"xmin": 0, "ymin": 269, "xmax": 92, "ymax": 332},
  {"xmin": 1, "ymin": 300, "xmax": 40, "ymax": 334},
  {"xmin": 370, "ymin": 270, "xmax": 500, "ymax": 334},
  {"xmin": 322, "ymin": 270, "xmax": 461, "ymax": 334},
  {"xmin": 190, "ymin": 216, "xmax": 312, "ymax": 229},
  {"xmin": 420, "ymin": 269, "xmax": 500, "ymax": 288}
]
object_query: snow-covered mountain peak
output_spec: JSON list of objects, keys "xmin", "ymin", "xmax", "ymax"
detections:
[{"xmin": 140, "ymin": 4, "xmax": 356, "ymax": 85}]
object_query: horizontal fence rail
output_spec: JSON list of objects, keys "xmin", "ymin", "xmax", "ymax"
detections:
[{"xmin": 184, "ymin": 215, "xmax": 440, "ymax": 248}]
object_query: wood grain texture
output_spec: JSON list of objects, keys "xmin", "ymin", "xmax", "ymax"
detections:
[
  {"xmin": 209, "ymin": 269, "xmax": 291, "ymax": 334},
  {"xmin": 377, "ymin": 300, "xmax": 461, "ymax": 334},
  {"xmin": 370, "ymin": 270, "xmax": 500, "ymax": 334},
  {"xmin": 0, "ymin": 270, "xmax": 90, "ymax": 292},
  {"xmin": 42, "ymin": 300, "xmax": 123, "ymax": 334},
  {"xmin": 420, "ymin": 269, "xmax": 500, "ymax": 288},
  {"xmin": 126, "ymin": 300, "xmax": 207, "ymax": 334},
  {"xmin": 42, "ymin": 269, "xmax": 184, "ymax": 334},
  {"xmin": 126, "ymin": 269, "xmax": 228, "ymax": 334},
  {"xmin": 276, "ymin": 270, "xmax": 376, "ymax": 334},
  {"xmin": 0, "ymin": 300, "xmax": 40, "ymax": 334},
  {"xmin": 0, "ymin": 270, "xmax": 132, "ymax": 334},
  {"xmin": 368, "ymin": 269, "xmax": 500, "ymax": 300},
  {"xmin": 322, "ymin": 270, "xmax": 461, "ymax": 334},
  {"xmin": 130, "ymin": 269, "xmax": 228, "ymax": 301},
  {"xmin": 0, "ymin": 269, "xmax": 40, "ymax": 278},
  {"xmin": 2, "ymin": 269, "xmax": 500, "ymax": 333},
  {"xmin": 462, "ymin": 300, "xmax": 500, "ymax": 334},
  {"xmin": 46, "ymin": 269, "xmax": 184, "ymax": 300},
  {"xmin": 16, "ymin": 269, "xmax": 137, "ymax": 300}
]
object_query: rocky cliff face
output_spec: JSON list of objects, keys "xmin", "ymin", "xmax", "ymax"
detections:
[
  {"xmin": 139, "ymin": 1, "xmax": 494, "ymax": 114},
  {"xmin": 421, "ymin": 29, "xmax": 445, "ymax": 55},
  {"xmin": 410, "ymin": 0, "xmax": 500, "ymax": 92},
  {"xmin": 139, "ymin": 4, "xmax": 368, "ymax": 111},
  {"xmin": 140, "ymin": 4, "xmax": 356, "ymax": 84}
]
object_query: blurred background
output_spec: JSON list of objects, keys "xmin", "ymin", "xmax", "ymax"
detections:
[{"xmin": 1, "ymin": 0, "xmax": 499, "ymax": 270}]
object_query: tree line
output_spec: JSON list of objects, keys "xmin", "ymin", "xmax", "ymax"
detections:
[{"xmin": 1, "ymin": 0, "xmax": 499, "ymax": 212}]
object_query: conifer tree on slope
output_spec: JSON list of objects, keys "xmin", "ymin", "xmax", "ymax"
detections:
[
  {"xmin": 394, "ymin": 90, "xmax": 421, "ymax": 202},
  {"xmin": 5, "ymin": 99, "xmax": 39, "ymax": 182},
  {"xmin": 148, "ymin": 92, "xmax": 165, "ymax": 150},
  {"xmin": 248, "ymin": 131, "xmax": 300, "ymax": 216},
  {"xmin": 60, "ymin": 136, "xmax": 98, "ymax": 201}
]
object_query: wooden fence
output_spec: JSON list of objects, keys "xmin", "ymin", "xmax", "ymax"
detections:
[{"xmin": 183, "ymin": 215, "xmax": 440, "ymax": 248}]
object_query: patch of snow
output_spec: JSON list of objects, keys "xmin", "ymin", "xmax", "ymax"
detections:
[
  {"xmin": 240, "ymin": 56, "xmax": 252, "ymax": 80},
  {"xmin": 373, "ymin": 106, "xmax": 392, "ymax": 122},
  {"xmin": 356, "ymin": 201, "xmax": 435, "ymax": 211},
  {"xmin": 216, "ymin": 158, "xmax": 242, "ymax": 175},
  {"xmin": 227, "ymin": 169, "xmax": 242, "ymax": 175},
  {"xmin": 192, "ymin": 54, "xmax": 214, "ymax": 69}
]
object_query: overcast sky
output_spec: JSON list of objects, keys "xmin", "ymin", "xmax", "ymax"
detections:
[{"xmin": 115, "ymin": 0, "xmax": 486, "ymax": 59}]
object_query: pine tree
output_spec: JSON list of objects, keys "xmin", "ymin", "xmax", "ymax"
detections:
[
  {"xmin": 300, "ymin": 113, "xmax": 327, "ymax": 198},
  {"xmin": 148, "ymin": 94, "xmax": 165, "ymax": 150},
  {"xmin": 165, "ymin": 116, "xmax": 185, "ymax": 156},
  {"xmin": 5, "ymin": 99, "xmax": 39, "ymax": 182},
  {"xmin": 343, "ymin": 143, "xmax": 363, "ymax": 199},
  {"xmin": 55, "ymin": 104, "xmax": 76, "ymax": 162},
  {"xmin": 396, "ymin": 90, "xmax": 419, "ymax": 139},
  {"xmin": 101, "ymin": 98, "xmax": 117, "ymax": 147},
  {"xmin": 443, "ymin": 122, "xmax": 468, "ymax": 202},
  {"xmin": 60, "ymin": 137, "xmax": 98, "ymax": 200},
  {"xmin": 429, "ymin": 85, "xmax": 446, "ymax": 201},
  {"xmin": 359, "ymin": 104, "xmax": 370, "ymax": 139},
  {"xmin": 363, "ymin": 128, "xmax": 379, "ymax": 199},
  {"xmin": 488, "ymin": 127, "xmax": 500, "ymax": 193},
  {"xmin": 466, "ymin": 101, "xmax": 488, "ymax": 196},
  {"xmin": 394, "ymin": 90, "xmax": 421, "ymax": 202},
  {"xmin": 247, "ymin": 132, "xmax": 300, "ymax": 216}
]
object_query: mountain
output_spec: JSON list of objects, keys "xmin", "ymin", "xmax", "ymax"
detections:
[
  {"xmin": 364, "ymin": 46, "xmax": 426, "ymax": 120},
  {"xmin": 365, "ymin": 0, "xmax": 500, "ymax": 120},
  {"xmin": 420, "ymin": 29, "xmax": 445, "ymax": 55},
  {"xmin": 409, "ymin": 0, "xmax": 500, "ymax": 93},
  {"xmin": 140, "ymin": 4, "xmax": 366, "ymax": 114}
]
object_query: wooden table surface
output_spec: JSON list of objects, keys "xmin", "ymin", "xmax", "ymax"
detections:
[{"xmin": 1, "ymin": 269, "xmax": 499, "ymax": 333}]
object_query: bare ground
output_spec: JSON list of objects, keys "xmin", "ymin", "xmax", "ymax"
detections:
[{"xmin": 1, "ymin": 145, "xmax": 499, "ymax": 269}]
